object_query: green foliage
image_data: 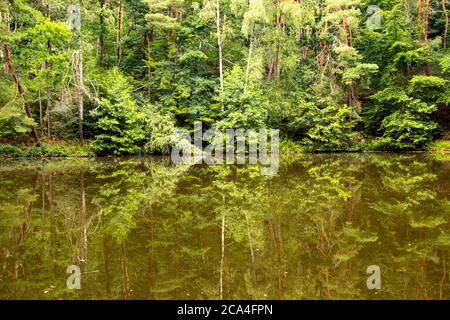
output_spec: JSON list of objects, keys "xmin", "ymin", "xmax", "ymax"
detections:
[
  {"xmin": 23, "ymin": 144, "xmax": 68, "ymax": 157},
  {"xmin": 0, "ymin": 144, "xmax": 23, "ymax": 157},
  {"xmin": 373, "ymin": 99, "xmax": 438, "ymax": 150},
  {"xmin": 0, "ymin": 0, "xmax": 449, "ymax": 153},
  {"xmin": 92, "ymin": 68, "xmax": 145, "ymax": 155},
  {"xmin": 302, "ymin": 105, "xmax": 360, "ymax": 151},
  {"xmin": 214, "ymin": 66, "xmax": 268, "ymax": 131},
  {"xmin": 429, "ymin": 140, "xmax": 450, "ymax": 155},
  {"xmin": 408, "ymin": 76, "xmax": 449, "ymax": 104},
  {"xmin": 142, "ymin": 104, "xmax": 176, "ymax": 155},
  {"xmin": 0, "ymin": 102, "xmax": 37, "ymax": 139}
]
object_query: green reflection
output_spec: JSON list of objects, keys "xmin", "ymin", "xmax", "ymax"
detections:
[{"xmin": 0, "ymin": 154, "xmax": 449, "ymax": 300}]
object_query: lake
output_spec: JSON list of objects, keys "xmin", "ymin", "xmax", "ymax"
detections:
[{"xmin": 0, "ymin": 153, "xmax": 449, "ymax": 299}]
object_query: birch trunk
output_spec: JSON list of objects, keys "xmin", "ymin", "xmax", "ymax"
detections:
[{"xmin": 74, "ymin": 49, "xmax": 84, "ymax": 144}]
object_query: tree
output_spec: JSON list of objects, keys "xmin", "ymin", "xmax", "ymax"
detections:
[
  {"xmin": 92, "ymin": 67, "xmax": 144, "ymax": 155},
  {"xmin": 144, "ymin": 0, "xmax": 184, "ymax": 98}
]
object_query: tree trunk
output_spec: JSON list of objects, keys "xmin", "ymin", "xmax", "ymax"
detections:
[
  {"xmin": 443, "ymin": 0, "xmax": 449, "ymax": 48},
  {"xmin": 343, "ymin": 19, "xmax": 349, "ymax": 46},
  {"xmin": 48, "ymin": 173, "xmax": 57, "ymax": 274},
  {"xmin": 271, "ymin": 4, "xmax": 283, "ymax": 81},
  {"xmin": 349, "ymin": 22, "xmax": 353, "ymax": 48},
  {"xmin": 439, "ymin": 254, "xmax": 447, "ymax": 299},
  {"xmin": 46, "ymin": 40, "xmax": 52, "ymax": 139},
  {"xmin": 121, "ymin": 241, "xmax": 130, "ymax": 299},
  {"xmin": 216, "ymin": 0, "xmax": 224, "ymax": 104},
  {"xmin": 99, "ymin": 0, "xmax": 106, "ymax": 66},
  {"xmin": 423, "ymin": 0, "xmax": 432, "ymax": 75},
  {"xmin": 38, "ymin": 75, "xmax": 44, "ymax": 136},
  {"xmin": 102, "ymin": 239, "xmax": 111, "ymax": 294},
  {"xmin": 79, "ymin": 170, "xmax": 87, "ymax": 264},
  {"xmin": 219, "ymin": 214, "xmax": 225, "ymax": 299},
  {"xmin": 3, "ymin": 44, "xmax": 40, "ymax": 144},
  {"xmin": 320, "ymin": 13, "xmax": 329, "ymax": 73},
  {"xmin": 268, "ymin": 56, "xmax": 275, "ymax": 80},
  {"xmin": 147, "ymin": 31, "xmax": 152, "ymax": 99},
  {"xmin": 418, "ymin": 0, "xmax": 423, "ymax": 41},
  {"xmin": 74, "ymin": 49, "xmax": 84, "ymax": 144},
  {"xmin": 244, "ymin": 38, "xmax": 253, "ymax": 93},
  {"xmin": 116, "ymin": 0, "xmax": 123, "ymax": 66},
  {"xmin": 424, "ymin": 0, "xmax": 431, "ymax": 42}
]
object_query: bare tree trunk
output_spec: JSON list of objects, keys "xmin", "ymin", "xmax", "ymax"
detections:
[
  {"xmin": 349, "ymin": 22, "xmax": 353, "ymax": 48},
  {"xmin": 79, "ymin": 170, "xmax": 87, "ymax": 263},
  {"xmin": 443, "ymin": 0, "xmax": 449, "ymax": 48},
  {"xmin": 102, "ymin": 239, "xmax": 111, "ymax": 294},
  {"xmin": 74, "ymin": 50, "xmax": 84, "ymax": 144},
  {"xmin": 418, "ymin": 0, "xmax": 423, "ymax": 41},
  {"xmin": 46, "ymin": 40, "xmax": 52, "ymax": 139},
  {"xmin": 343, "ymin": 19, "xmax": 349, "ymax": 46},
  {"xmin": 424, "ymin": 0, "xmax": 431, "ymax": 42},
  {"xmin": 121, "ymin": 241, "xmax": 130, "ymax": 299},
  {"xmin": 320, "ymin": 16, "xmax": 329, "ymax": 73},
  {"xmin": 0, "ymin": 13, "xmax": 3, "ymax": 62},
  {"xmin": 439, "ymin": 254, "xmax": 447, "ymax": 300},
  {"xmin": 272, "ymin": 4, "xmax": 282, "ymax": 81},
  {"xmin": 244, "ymin": 38, "xmax": 253, "ymax": 93},
  {"xmin": 38, "ymin": 75, "xmax": 44, "ymax": 136},
  {"xmin": 268, "ymin": 56, "xmax": 275, "ymax": 80},
  {"xmin": 41, "ymin": 174, "xmax": 45, "ymax": 239},
  {"xmin": 244, "ymin": 211, "xmax": 255, "ymax": 263},
  {"xmin": 45, "ymin": 5, "xmax": 52, "ymax": 139},
  {"xmin": 147, "ymin": 31, "xmax": 152, "ymax": 99},
  {"xmin": 219, "ymin": 214, "xmax": 225, "ymax": 299},
  {"xmin": 274, "ymin": 42, "xmax": 281, "ymax": 80},
  {"xmin": 99, "ymin": 0, "xmax": 106, "ymax": 66},
  {"xmin": 116, "ymin": 0, "xmax": 123, "ymax": 66},
  {"xmin": 46, "ymin": 82, "xmax": 52, "ymax": 139},
  {"xmin": 216, "ymin": 0, "xmax": 224, "ymax": 109},
  {"xmin": 48, "ymin": 173, "xmax": 57, "ymax": 274},
  {"xmin": 3, "ymin": 44, "xmax": 40, "ymax": 144}
]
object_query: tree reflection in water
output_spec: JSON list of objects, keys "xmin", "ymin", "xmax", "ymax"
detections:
[{"xmin": 0, "ymin": 154, "xmax": 449, "ymax": 300}]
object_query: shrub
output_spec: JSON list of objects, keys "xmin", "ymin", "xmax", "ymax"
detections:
[
  {"xmin": 373, "ymin": 99, "xmax": 438, "ymax": 150},
  {"xmin": 302, "ymin": 105, "xmax": 360, "ymax": 152},
  {"xmin": 92, "ymin": 68, "xmax": 144, "ymax": 155},
  {"xmin": 0, "ymin": 144, "xmax": 23, "ymax": 157},
  {"xmin": 142, "ymin": 104, "xmax": 176, "ymax": 155},
  {"xmin": 23, "ymin": 144, "xmax": 68, "ymax": 158}
]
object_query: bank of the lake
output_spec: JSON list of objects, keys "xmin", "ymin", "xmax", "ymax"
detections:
[{"xmin": 0, "ymin": 138, "xmax": 449, "ymax": 159}]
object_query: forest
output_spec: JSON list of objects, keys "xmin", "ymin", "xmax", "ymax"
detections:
[{"xmin": 0, "ymin": 0, "xmax": 449, "ymax": 156}]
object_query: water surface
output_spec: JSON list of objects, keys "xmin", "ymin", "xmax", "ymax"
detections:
[{"xmin": 0, "ymin": 154, "xmax": 449, "ymax": 300}]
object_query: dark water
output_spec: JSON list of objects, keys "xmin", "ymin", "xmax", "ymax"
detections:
[{"xmin": 0, "ymin": 154, "xmax": 449, "ymax": 300}]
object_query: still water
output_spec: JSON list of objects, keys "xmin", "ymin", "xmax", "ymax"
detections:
[{"xmin": 0, "ymin": 153, "xmax": 449, "ymax": 300}]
